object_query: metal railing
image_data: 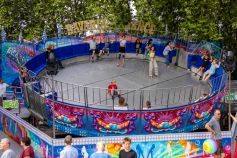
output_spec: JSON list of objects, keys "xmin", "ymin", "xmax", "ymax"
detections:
[{"xmin": 23, "ymin": 73, "xmax": 222, "ymax": 111}]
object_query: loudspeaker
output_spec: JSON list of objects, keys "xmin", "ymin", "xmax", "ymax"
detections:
[{"xmin": 222, "ymin": 50, "xmax": 235, "ymax": 72}]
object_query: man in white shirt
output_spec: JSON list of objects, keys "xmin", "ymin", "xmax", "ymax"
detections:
[
  {"xmin": 0, "ymin": 138, "xmax": 15, "ymax": 158},
  {"xmin": 60, "ymin": 135, "xmax": 78, "ymax": 158},
  {"xmin": 88, "ymin": 36, "xmax": 98, "ymax": 62},
  {"xmin": 117, "ymin": 35, "xmax": 127, "ymax": 67},
  {"xmin": 163, "ymin": 42, "xmax": 175, "ymax": 67}
]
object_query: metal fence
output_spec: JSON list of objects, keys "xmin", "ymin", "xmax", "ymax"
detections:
[{"xmin": 22, "ymin": 73, "xmax": 228, "ymax": 111}]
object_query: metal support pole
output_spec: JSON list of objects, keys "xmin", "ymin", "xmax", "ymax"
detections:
[
  {"xmin": 189, "ymin": 87, "xmax": 193, "ymax": 104},
  {"xmin": 228, "ymin": 71, "xmax": 231, "ymax": 130},
  {"xmin": 167, "ymin": 89, "xmax": 170, "ymax": 108},
  {"xmin": 51, "ymin": 75, "xmax": 56, "ymax": 138}
]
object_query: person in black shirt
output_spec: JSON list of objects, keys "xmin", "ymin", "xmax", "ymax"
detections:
[
  {"xmin": 119, "ymin": 137, "xmax": 137, "ymax": 158},
  {"xmin": 135, "ymin": 39, "xmax": 142, "ymax": 55},
  {"xmin": 45, "ymin": 44, "xmax": 64, "ymax": 69},
  {"xmin": 195, "ymin": 52, "xmax": 210, "ymax": 80}
]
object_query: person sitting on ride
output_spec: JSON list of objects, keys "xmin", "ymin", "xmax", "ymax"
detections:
[
  {"xmin": 202, "ymin": 58, "xmax": 220, "ymax": 81},
  {"xmin": 163, "ymin": 41, "xmax": 175, "ymax": 67},
  {"xmin": 99, "ymin": 37, "xmax": 111, "ymax": 57},
  {"xmin": 114, "ymin": 97, "xmax": 128, "ymax": 110},
  {"xmin": 195, "ymin": 52, "xmax": 211, "ymax": 80},
  {"xmin": 108, "ymin": 80, "xmax": 120, "ymax": 99},
  {"xmin": 143, "ymin": 100, "xmax": 151, "ymax": 110}
]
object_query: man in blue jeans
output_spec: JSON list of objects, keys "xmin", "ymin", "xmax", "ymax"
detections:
[{"xmin": 163, "ymin": 42, "xmax": 175, "ymax": 67}]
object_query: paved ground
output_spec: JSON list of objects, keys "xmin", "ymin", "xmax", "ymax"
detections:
[{"xmin": 0, "ymin": 131, "xmax": 22, "ymax": 157}]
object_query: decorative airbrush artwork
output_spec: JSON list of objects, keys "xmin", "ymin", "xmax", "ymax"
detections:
[
  {"xmin": 142, "ymin": 108, "xmax": 187, "ymax": 133},
  {"xmin": 2, "ymin": 42, "xmax": 37, "ymax": 84},
  {"xmin": 53, "ymin": 138, "xmax": 231, "ymax": 158},
  {"xmin": 0, "ymin": 109, "xmax": 52, "ymax": 158},
  {"xmin": 43, "ymin": 88, "xmax": 226, "ymax": 136},
  {"xmin": 88, "ymin": 109, "xmax": 139, "ymax": 134},
  {"xmin": 46, "ymin": 99, "xmax": 85, "ymax": 128},
  {"xmin": 190, "ymin": 98, "xmax": 215, "ymax": 124}
]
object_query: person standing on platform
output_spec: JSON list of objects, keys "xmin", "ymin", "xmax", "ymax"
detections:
[
  {"xmin": 117, "ymin": 35, "xmax": 126, "ymax": 67},
  {"xmin": 0, "ymin": 138, "xmax": 15, "ymax": 158},
  {"xmin": 163, "ymin": 42, "xmax": 175, "ymax": 67},
  {"xmin": 60, "ymin": 135, "xmax": 78, "ymax": 158},
  {"xmin": 88, "ymin": 36, "xmax": 98, "ymax": 62},
  {"xmin": 90, "ymin": 141, "xmax": 111, "ymax": 158},
  {"xmin": 205, "ymin": 109, "xmax": 225, "ymax": 158},
  {"xmin": 45, "ymin": 44, "xmax": 64, "ymax": 69},
  {"xmin": 135, "ymin": 39, "xmax": 142, "ymax": 56},
  {"xmin": 19, "ymin": 137, "xmax": 35, "ymax": 158},
  {"xmin": 148, "ymin": 46, "xmax": 158, "ymax": 78},
  {"xmin": 108, "ymin": 80, "xmax": 120, "ymax": 99},
  {"xmin": 144, "ymin": 39, "xmax": 153, "ymax": 60},
  {"xmin": 119, "ymin": 137, "xmax": 137, "ymax": 158}
]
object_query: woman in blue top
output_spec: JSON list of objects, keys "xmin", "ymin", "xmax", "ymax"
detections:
[{"xmin": 202, "ymin": 58, "xmax": 220, "ymax": 81}]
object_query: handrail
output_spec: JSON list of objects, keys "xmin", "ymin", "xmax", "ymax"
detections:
[{"xmin": 24, "ymin": 72, "xmax": 227, "ymax": 110}]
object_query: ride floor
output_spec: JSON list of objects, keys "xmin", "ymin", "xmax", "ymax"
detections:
[{"xmin": 43, "ymin": 57, "xmax": 210, "ymax": 109}]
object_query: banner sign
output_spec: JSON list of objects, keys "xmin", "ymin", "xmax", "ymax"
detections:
[
  {"xmin": 65, "ymin": 19, "xmax": 155, "ymax": 35},
  {"xmin": 3, "ymin": 100, "xmax": 19, "ymax": 109},
  {"xmin": 223, "ymin": 91, "xmax": 237, "ymax": 102}
]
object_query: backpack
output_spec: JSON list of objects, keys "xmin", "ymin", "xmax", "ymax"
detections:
[{"xmin": 48, "ymin": 52, "xmax": 56, "ymax": 63}]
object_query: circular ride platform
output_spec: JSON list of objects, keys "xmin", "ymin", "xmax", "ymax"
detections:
[
  {"xmin": 23, "ymin": 34, "xmax": 226, "ymax": 137},
  {"xmin": 42, "ymin": 56, "xmax": 210, "ymax": 110}
]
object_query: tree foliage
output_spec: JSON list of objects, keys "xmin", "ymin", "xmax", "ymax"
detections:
[{"xmin": 0, "ymin": 0, "xmax": 236, "ymax": 49}]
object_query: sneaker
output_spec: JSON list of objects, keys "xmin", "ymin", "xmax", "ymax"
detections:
[
  {"xmin": 194, "ymin": 73, "xmax": 197, "ymax": 76},
  {"xmin": 199, "ymin": 76, "xmax": 202, "ymax": 80}
]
